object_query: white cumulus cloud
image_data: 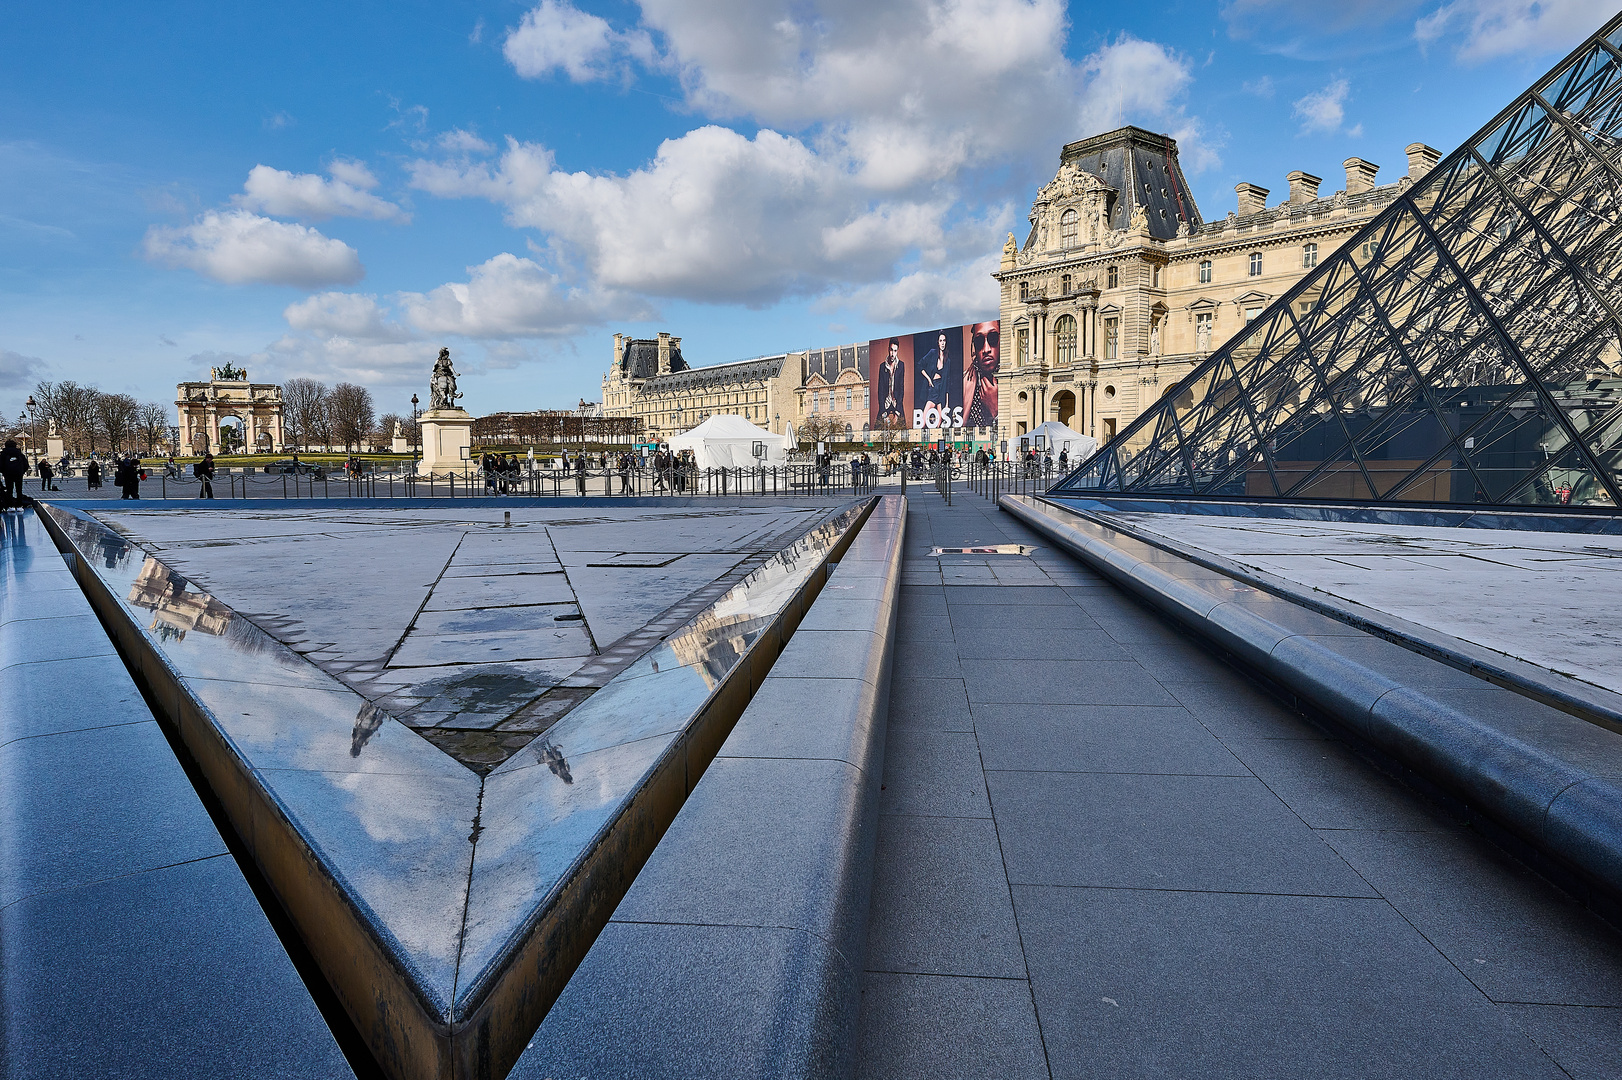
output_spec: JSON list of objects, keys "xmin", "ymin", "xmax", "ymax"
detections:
[
  {"xmin": 423, "ymin": 7, "xmax": 1212, "ymax": 311},
  {"xmin": 143, "ymin": 209, "xmax": 364, "ymax": 287},
  {"xmin": 503, "ymin": 0, "xmax": 654, "ymax": 81},
  {"xmin": 1416, "ymin": 0, "xmax": 1613, "ymax": 62},
  {"xmin": 1293, "ymin": 78, "xmax": 1351, "ymax": 134},
  {"xmin": 398, "ymin": 253, "xmax": 640, "ymax": 338},
  {"xmin": 234, "ymin": 163, "xmax": 406, "ymax": 221},
  {"xmin": 284, "ymin": 291, "xmax": 411, "ymax": 341}
]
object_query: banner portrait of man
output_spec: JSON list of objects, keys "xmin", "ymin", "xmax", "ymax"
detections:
[
  {"xmin": 964, "ymin": 321, "xmax": 999, "ymax": 427},
  {"xmin": 912, "ymin": 327, "xmax": 962, "ymax": 428},
  {"xmin": 873, "ymin": 337, "xmax": 907, "ymax": 427}
]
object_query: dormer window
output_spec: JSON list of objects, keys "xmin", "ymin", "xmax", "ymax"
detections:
[
  {"xmin": 1107, "ymin": 265, "xmax": 1119, "ymax": 289},
  {"xmin": 1060, "ymin": 208, "xmax": 1078, "ymax": 247}
]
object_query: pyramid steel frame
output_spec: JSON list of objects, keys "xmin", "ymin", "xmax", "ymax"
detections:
[{"xmin": 1053, "ymin": 15, "xmax": 1622, "ymax": 511}]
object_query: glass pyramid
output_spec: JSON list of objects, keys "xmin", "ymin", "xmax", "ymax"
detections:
[{"xmin": 1054, "ymin": 15, "xmax": 1622, "ymax": 510}]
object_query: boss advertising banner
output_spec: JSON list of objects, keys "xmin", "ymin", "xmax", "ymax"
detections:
[{"xmin": 869, "ymin": 321, "xmax": 998, "ymax": 432}]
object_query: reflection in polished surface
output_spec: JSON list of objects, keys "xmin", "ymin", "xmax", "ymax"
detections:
[
  {"xmin": 127, "ymin": 557, "xmax": 232, "ymax": 640},
  {"xmin": 40, "ymin": 497, "xmax": 867, "ymax": 1061}
]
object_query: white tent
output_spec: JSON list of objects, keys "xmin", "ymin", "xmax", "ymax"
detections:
[
  {"xmin": 1024, "ymin": 420, "xmax": 1099, "ymax": 462},
  {"xmin": 667, "ymin": 414, "xmax": 791, "ymax": 469}
]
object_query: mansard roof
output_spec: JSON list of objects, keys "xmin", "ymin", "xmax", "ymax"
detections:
[
  {"xmin": 639, "ymin": 354, "xmax": 785, "ymax": 393},
  {"xmin": 620, "ymin": 338, "xmax": 688, "ymax": 379},
  {"xmin": 1059, "ymin": 125, "xmax": 1204, "ymax": 239}
]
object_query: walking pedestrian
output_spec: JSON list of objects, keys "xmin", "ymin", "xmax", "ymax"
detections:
[
  {"xmin": 114, "ymin": 456, "xmax": 139, "ymax": 499},
  {"xmin": 86, "ymin": 459, "xmax": 102, "ymax": 489},
  {"xmin": 618, "ymin": 451, "xmax": 633, "ymax": 494},
  {"xmin": 195, "ymin": 452, "xmax": 215, "ymax": 499},
  {"xmin": 38, "ymin": 458, "xmax": 56, "ymax": 492},
  {"xmin": 1, "ymin": 440, "xmax": 28, "ymax": 508},
  {"xmin": 574, "ymin": 453, "xmax": 587, "ymax": 496}
]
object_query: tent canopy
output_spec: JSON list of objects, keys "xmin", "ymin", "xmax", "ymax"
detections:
[
  {"xmin": 667, "ymin": 414, "xmax": 791, "ymax": 469},
  {"xmin": 1024, "ymin": 421, "xmax": 1098, "ymax": 460}
]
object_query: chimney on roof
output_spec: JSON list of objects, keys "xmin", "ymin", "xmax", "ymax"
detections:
[
  {"xmin": 1405, "ymin": 143, "xmax": 1441, "ymax": 181},
  {"xmin": 1343, "ymin": 158, "xmax": 1379, "ymax": 195},
  {"xmin": 1286, "ymin": 170, "xmax": 1323, "ymax": 204},
  {"xmin": 1235, "ymin": 182, "xmax": 1270, "ymax": 216},
  {"xmin": 657, "ymin": 331, "xmax": 672, "ymax": 375}
]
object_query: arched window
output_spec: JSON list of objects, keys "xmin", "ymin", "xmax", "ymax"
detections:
[
  {"xmin": 1249, "ymin": 251, "xmax": 1263, "ymax": 276},
  {"xmin": 1054, "ymin": 314, "xmax": 1078, "ymax": 364},
  {"xmin": 1302, "ymin": 243, "xmax": 1318, "ymax": 268},
  {"xmin": 1106, "ymin": 265, "xmax": 1119, "ymax": 289},
  {"xmin": 1060, "ymin": 208, "xmax": 1078, "ymax": 246},
  {"xmin": 1199, "ymin": 260, "xmax": 1212, "ymax": 283}
]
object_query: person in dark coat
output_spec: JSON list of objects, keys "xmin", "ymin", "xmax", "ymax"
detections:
[
  {"xmin": 195, "ymin": 452, "xmax": 215, "ymax": 499},
  {"xmin": 574, "ymin": 453, "xmax": 587, "ymax": 495},
  {"xmin": 1, "ymin": 440, "xmax": 28, "ymax": 507},
  {"xmin": 38, "ymin": 458, "xmax": 56, "ymax": 491},
  {"xmin": 115, "ymin": 456, "xmax": 140, "ymax": 499},
  {"xmin": 86, "ymin": 459, "xmax": 101, "ymax": 489}
]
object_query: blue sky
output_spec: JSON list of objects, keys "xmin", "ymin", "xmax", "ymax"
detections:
[{"xmin": 1, "ymin": 0, "xmax": 1613, "ymax": 422}]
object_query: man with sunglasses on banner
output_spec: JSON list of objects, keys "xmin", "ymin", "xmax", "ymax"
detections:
[{"xmin": 964, "ymin": 322, "xmax": 999, "ymax": 428}]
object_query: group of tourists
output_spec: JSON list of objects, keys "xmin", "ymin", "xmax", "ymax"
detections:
[
  {"xmin": 480, "ymin": 452, "xmax": 525, "ymax": 493},
  {"xmin": 0, "ymin": 442, "xmax": 161, "ymax": 506}
]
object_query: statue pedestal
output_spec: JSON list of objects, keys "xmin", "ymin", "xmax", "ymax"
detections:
[
  {"xmin": 419, "ymin": 410, "xmax": 473, "ymax": 477},
  {"xmin": 46, "ymin": 435, "xmax": 64, "ymax": 461}
]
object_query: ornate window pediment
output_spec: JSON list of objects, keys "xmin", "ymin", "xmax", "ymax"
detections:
[
  {"xmin": 1098, "ymin": 302, "xmax": 1122, "ymax": 316},
  {"xmin": 1231, "ymin": 290, "xmax": 1272, "ymax": 308},
  {"xmin": 1186, "ymin": 296, "xmax": 1220, "ymax": 312}
]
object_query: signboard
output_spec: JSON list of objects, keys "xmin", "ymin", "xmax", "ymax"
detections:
[{"xmin": 869, "ymin": 321, "xmax": 998, "ymax": 433}]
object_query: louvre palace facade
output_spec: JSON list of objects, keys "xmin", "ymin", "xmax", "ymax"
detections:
[
  {"xmin": 601, "ymin": 126, "xmax": 1441, "ymax": 452},
  {"xmin": 995, "ymin": 126, "xmax": 1441, "ymax": 443}
]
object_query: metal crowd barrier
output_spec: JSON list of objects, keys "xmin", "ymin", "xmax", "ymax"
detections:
[
  {"xmin": 86, "ymin": 463, "xmax": 889, "ymax": 501},
  {"xmin": 964, "ymin": 461, "xmax": 1064, "ymax": 501}
]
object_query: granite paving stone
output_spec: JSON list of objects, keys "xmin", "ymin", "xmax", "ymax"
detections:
[
  {"xmin": 958, "ymin": 658, "xmax": 1177, "ymax": 706},
  {"xmin": 2, "ymin": 855, "xmax": 353, "ymax": 1079},
  {"xmin": 973, "ymin": 704, "xmax": 1249, "ymax": 776},
  {"xmin": 989, "ymin": 769, "xmax": 1375, "ymax": 894},
  {"xmin": 856, "ymin": 973, "xmax": 1047, "ymax": 1080},
  {"xmin": 0, "ymin": 721, "xmax": 229, "ymax": 908},
  {"xmin": 1223, "ymin": 735, "xmax": 1452, "ymax": 832},
  {"xmin": 1014, "ymin": 884, "xmax": 1563, "ymax": 1080},
  {"xmin": 864, "ymin": 814, "xmax": 1027, "ymax": 978},
  {"xmin": 878, "ymin": 729, "xmax": 990, "ymax": 818},
  {"xmin": 1503, "ymin": 1004, "xmax": 1622, "ymax": 1080},
  {"xmin": 886, "ymin": 677, "xmax": 973, "ymax": 732},
  {"xmin": 1324, "ymin": 827, "xmax": 1622, "ymax": 1006},
  {"xmin": 0, "ymin": 654, "xmax": 154, "ymax": 745}
]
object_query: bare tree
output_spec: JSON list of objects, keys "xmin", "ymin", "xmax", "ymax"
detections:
[
  {"xmin": 375, "ymin": 412, "xmax": 408, "ymax": 452},
  {"xmin": 92, "ymin": 392, "xmax": 140, "ymax": 454},
  {"xmin": 328, "ymin": 382, "xmax": 375, "ymax": 452},
  {"xmin": 32, "ymin": 380, "xmax": 99, "ymax": 454},
  {"xmin": 282, "ymin": 378, "xmax": 329, "ymax": 451},
  {"xmin": 136, "ymin": 402, "xmax": 169, "ymax": 455}
]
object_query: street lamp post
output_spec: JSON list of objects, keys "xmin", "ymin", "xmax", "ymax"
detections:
[
  {"xmin": 24, "ymin": 396, "xmax": 38, "ymax": 467},
  {"xmin": 410, "ymin": 394, "xmax": 421, "ymax": 473}
]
